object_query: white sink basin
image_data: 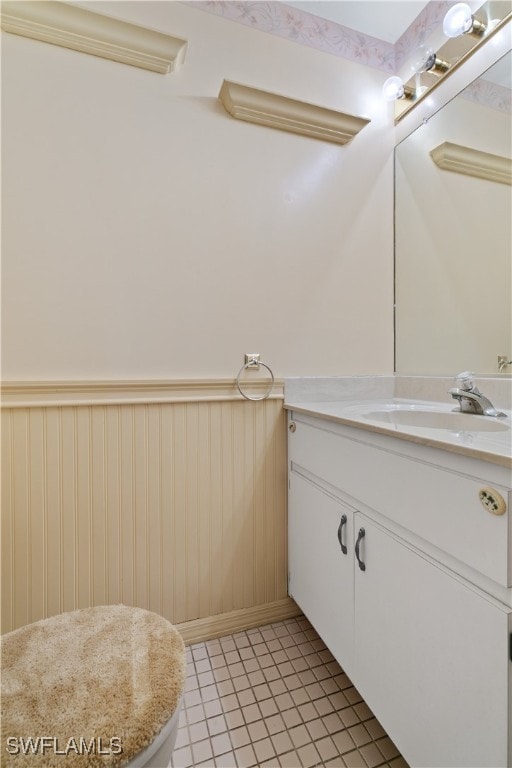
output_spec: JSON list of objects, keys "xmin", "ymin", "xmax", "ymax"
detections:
[{"xmin": 363, "ymin": 409, "xmax": 509, "ymax": 432}]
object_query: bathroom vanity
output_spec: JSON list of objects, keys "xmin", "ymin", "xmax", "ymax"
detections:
[{"xmin": 285, "ymin": 377, "xmax": 512, "ymax": 768}]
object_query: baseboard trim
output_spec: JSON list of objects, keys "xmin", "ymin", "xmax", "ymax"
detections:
[{"xmin": 175, "ymin": 598, "xmax": 301, "ymax": 645}]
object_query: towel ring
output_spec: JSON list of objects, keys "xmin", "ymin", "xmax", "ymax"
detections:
[{"xmin": 236, "ymin": 360, "xmax": 274, "ymax": 401}]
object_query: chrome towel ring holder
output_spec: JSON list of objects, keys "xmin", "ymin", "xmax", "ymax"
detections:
[{"xmin": 236, "ymin": 358, "xmax": 275, "ymax": 401}]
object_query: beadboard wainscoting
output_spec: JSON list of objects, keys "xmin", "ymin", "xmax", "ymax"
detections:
[{"xmin": 1, "ymin": 380, "xmax": 297, "ymax": 639}]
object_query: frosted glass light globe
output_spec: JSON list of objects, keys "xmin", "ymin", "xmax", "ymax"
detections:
[
  {"xmin": 382, "ymin": 76, "xmax": 404, "ymax": 101},
  {"xmin": 443, "ymin": 3, "xmax": 473, "ymax": 37}
]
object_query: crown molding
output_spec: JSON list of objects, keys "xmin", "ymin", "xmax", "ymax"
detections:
[
  {"xmin": 0, "ymin": 1, "xmax": 187, "ymax": 74},
  {"xmin": 0, "ymin": 378, "xmax": 285, "ymax": 408},
  {"xmin": 430, "ymin": 142, "xmax": 512, "ymax": 186},
  {"xmin": 218, "ymin": 80, "xmax": 370, "ymax": 145}
]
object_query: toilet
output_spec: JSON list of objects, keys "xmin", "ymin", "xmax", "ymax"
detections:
[{"xmin": 1, "ymin": 605, "xmax": 186, "ymax": 767}]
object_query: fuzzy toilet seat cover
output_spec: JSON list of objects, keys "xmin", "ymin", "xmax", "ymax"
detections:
[{"xmin": 1, "ymin": 605, "xmax": 186, "ymax": 767}]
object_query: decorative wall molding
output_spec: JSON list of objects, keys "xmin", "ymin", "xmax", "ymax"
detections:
[
  {"xmin": 176, "ymin": 598, "xmax": 300, "ymax": 645},
  {"xmin": 430, "ymin": 142, "xmax": 512, "ymax": 185},
  {"xmin": 1, "ymin": 378, "xmax": 284, "ymax": 408},
  {"xmin": 0, "ymin": 1, "xmax": 187, "ymax": 74},
  {"xmin": 219, "ymin": 80, "xmax": 370, "ymax": 145}
]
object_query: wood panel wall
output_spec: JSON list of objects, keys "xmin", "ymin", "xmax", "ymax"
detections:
[{"xmin": 1, "ymin": 381, "xmax": 295, "ymax": 639}]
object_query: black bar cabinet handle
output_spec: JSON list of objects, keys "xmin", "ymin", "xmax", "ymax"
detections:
[
  {"xmin": 355, "ymin": 527, "xmax": 366, "ymax": 571},
  {"xmin": 337, "ymin": 514, "xmax": 348, "ymax": 555}
]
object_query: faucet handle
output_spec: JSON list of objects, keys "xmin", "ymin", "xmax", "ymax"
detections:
[{"xmin": 454, "ymin": 371, "xmax": 475, "ymax": 391}]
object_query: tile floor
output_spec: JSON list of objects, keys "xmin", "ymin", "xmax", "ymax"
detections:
[{"xmin": 171, "ymin": 615, "xmax": 409, "ymax": 768}]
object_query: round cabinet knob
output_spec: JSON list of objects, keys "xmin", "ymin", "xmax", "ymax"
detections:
[
  {"xmin": 289, "ymin": 421, "xmax": 296, "ymax": 433},
  {"xmin": 478, "ymin": 487, "xmax": 507, "ymax": 516}
]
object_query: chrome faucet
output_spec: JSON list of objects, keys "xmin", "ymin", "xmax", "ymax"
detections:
[
  {"xmin": 498, "ymin": 355, "xmax": 512, "ymax": 373},
  {"xmin": 448, "ymin": 372, "xmax": 506, "ymax": 418}
]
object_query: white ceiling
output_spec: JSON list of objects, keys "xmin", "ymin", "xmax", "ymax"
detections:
[{"xmin": 283, "ymin": 1, "xmax": 430, "ymax": 44}]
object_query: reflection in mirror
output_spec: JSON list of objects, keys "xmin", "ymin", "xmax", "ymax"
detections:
[{"xmin": 394, "ymin": 50, "xmax": 511, "ymax": 376}]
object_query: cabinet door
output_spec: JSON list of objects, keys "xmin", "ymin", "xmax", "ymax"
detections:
[
  {"xmin": 354, "ymin": 515, "xmax": 510, "ymax": 768},
  {"xmin": 288, "ymin": 470, "xmax": 354, "ymax": 676}
]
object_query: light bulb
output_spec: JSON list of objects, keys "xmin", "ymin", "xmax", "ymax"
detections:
[
  {"xmin": 443, "ymin": 3, "xmax": 473, "ymax": 37},
  {"xmin": 410, "ymin": 45, "xmax": 437, "ymax": 74},
  {"xmin": 382, "ymin": 76, "xmax": 404, "ymax": 101},
  {"xmin": 443, "ymin": 3, "xmax": 486, "ymax": 37},
  {"xmin": 410, "ymin": 45, "xmax": 450, "ymax": 76}
]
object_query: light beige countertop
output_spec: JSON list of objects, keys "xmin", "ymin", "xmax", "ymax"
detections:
[{"xmin": 284, "ymin": 377, "xmax": 512, "ymax": 469}]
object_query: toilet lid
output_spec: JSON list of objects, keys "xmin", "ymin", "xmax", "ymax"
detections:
[{"xmin": 1, "ymin": 605, "xmax": 186, "ymax": 767}]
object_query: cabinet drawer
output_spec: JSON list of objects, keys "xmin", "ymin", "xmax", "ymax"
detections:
[{"xmin": 289, "ymin": 418, "xmax": 511, "ymax": 587}]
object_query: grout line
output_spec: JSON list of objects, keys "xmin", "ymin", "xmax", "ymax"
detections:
[{"xmin": 173, "ymin": 616, "xmax": 407, "ymax": 768}]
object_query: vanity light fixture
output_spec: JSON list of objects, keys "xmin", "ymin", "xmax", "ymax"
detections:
[
  {"xmin": 411, "ymin": 45, "xmax": 450, "ymax": 76},
  {"xmin": 443, "ymin": 2, "xmax": 487, "ymax": 38},
  {"xmin": 391, "ymin": 0, "xmax": 511, "ymax": 122},
  {"xmin": 382, "ymin": 76, "xmax": 415, "ymax": 102},
  {"xmin": 382, "ymin": 44, "xmax": 450, "ymax": 103}
]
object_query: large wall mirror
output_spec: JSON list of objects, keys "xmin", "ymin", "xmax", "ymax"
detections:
[{"xmin": 394, "ymin": 42, "xmax": 511, "ymax": 376}]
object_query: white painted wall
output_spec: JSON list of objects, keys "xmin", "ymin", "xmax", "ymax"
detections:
[{"xmin": 1, "ymin": 1, "xmax": 394, "ymax": 380}]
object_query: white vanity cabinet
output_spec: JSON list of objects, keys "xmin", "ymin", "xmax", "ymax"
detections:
[
  {"xmin": 287, "ymin": 412, "xmax": 512, "ymax": 768},
  {"xmin": 354, "ymin": 515, "xmax": 510, "ymax": 768},
  {"xmin": 288, "ymin": 470, "xmax": 355, "ymax": 677}
]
